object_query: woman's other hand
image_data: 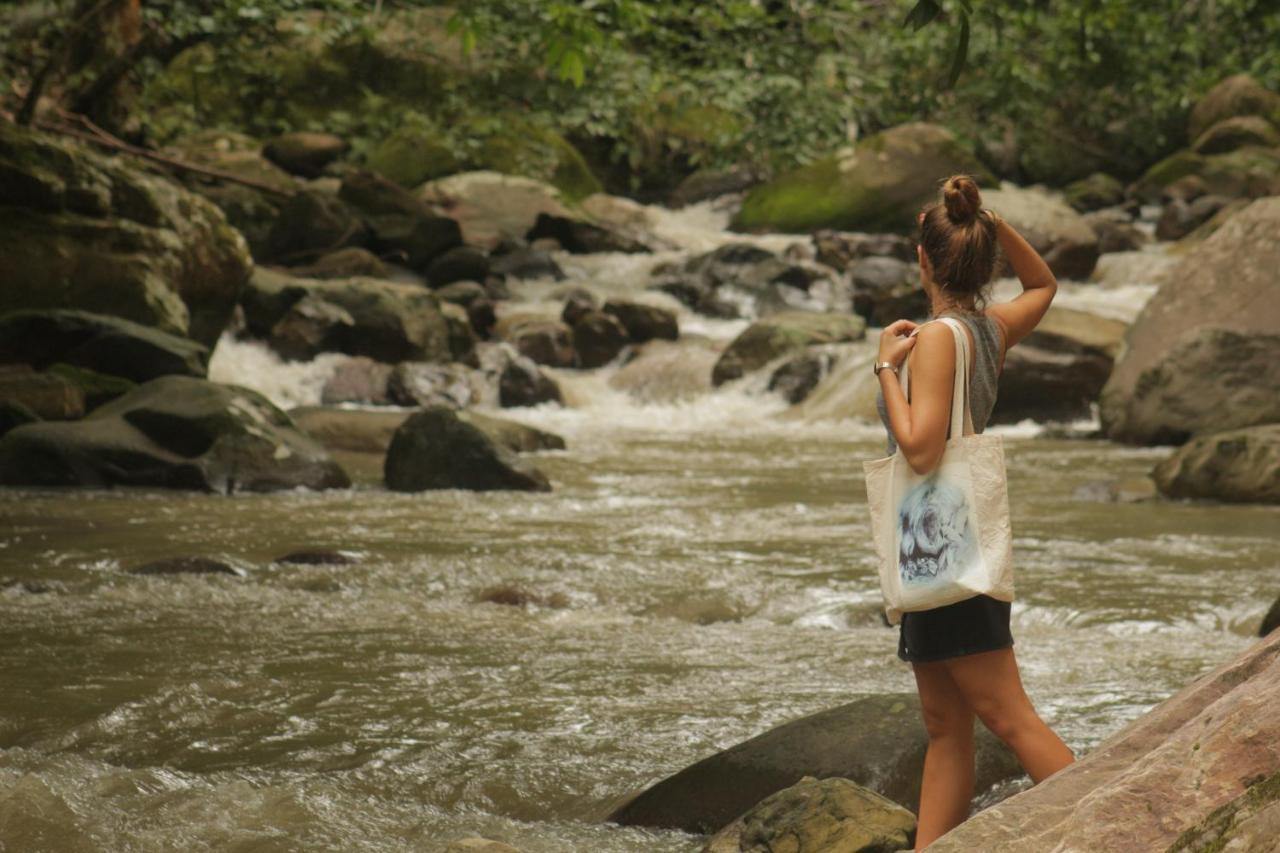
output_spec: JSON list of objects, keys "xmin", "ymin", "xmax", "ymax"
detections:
[{"xmin": 878, "ymin": 319, "xmax": 919, "ymax": 368}]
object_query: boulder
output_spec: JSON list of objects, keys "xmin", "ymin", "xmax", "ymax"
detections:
[
  {"xmin": 0, "ymin": 401, "xmax": 40, "ymax": 439},
  {"xmin": 572, "ymin": 310, "xmax": 631, "ymax": 368},
  {"xmin": 499, "ymin": 359, "xmax": 562, "ymax": 408},
  {"xmin": 607, "ymin": 693, "xmax": 1020, "ymax": 835},
  {"xmin": 668, "ymin": 165, "xmax": 760, "ymax": 207},
  {"xmin": 241, "ymin": 268, "xmax": 454, "ymax": 365},
  {"xmin": 927, "ymin": 629, "xmax": 1280, "ymax": 852},
  {"xmin": 337, "ymin": 170, "xmax": 462, "ymax": 270},
  {"xmin": 286, "ymin": 247, "xmax": 390, "ymax": 280},
  {"xmin": 163, "ymin": 130, "xmax": 295, "ymax": 260},
  {"xmin": 980, "ymin": 183, "xmax": 1100, "ymax": 280},
  {"xmin": 1192, "ymin": 115, "xmax": 1280, "ymax": 156},
  {"xmin": 712, "ymin": 312, "xmax": 866, "ymax": 386},
  {"xmin": 386, "ymin": 361, "xmax": 481, "ymax": 408},
  {"xmin": 289, "ymin": 405, "xmax": 564, "ymax": 456},
  {"xmin": 1129, "ymin": 146, "xmax": 1280, "ymax": 204},
  {"xmin": 365, "ymin": 122, "xmax": 460, "ymax": 188},
  {"xmin": 609, "ymin": 339, "xmax": 720, "ymax": 403},
  {"xmin": 0, "ymin": 122, "xmax": 253, "ymax": 348},
  {"xmin": 1187, "ymin": 74, "xmax": 1280, "ymax": 141},
  {"xmin": 702, "ymin": 776, "xmax": 916, "ymax": 853},
  {"xmin": 990, "ymin": 306, "xmax": 1127, "ymax": 424},
  {"xmin": 319, "ymin": 357, "xmax": 393, "ymax": 405},
  {"xmin": 0, "ymin": 376, "xmax": 350, "ymax": 492},
  {"xmin": 384, "ymin": 405, "xmax": 550, "ymax": 492},
  {"xmin": 267, "ymin": 294, "xmax": 357, "ymax": 362},
  {"xmin": 1082, "ymin": 209, "xmax": 1149, "ymax": 254},
  {"xmin": 1151, "ymin": 424, "xmax": 1280, "ymax": 504},
  {"xmin": 580, "ymin": 192, "xmax": 678, "ymax": 253},
  {"xmin": 1108, "ymin": 328, "xmax": 1280, "ymax": 446},
  {"xmin": 0, "ymin": 365, "xmax": 84, "ymax": 420},
  {"xmin": 1101, "ymin": 198, "xmax": 1280, "ymax": 443},
  {"xmin": 495, "ymin": 316, "xmax": 576, "ymax": 368},
  {"xmin": 490, "ymin": 246, "xmax": 565, "ymax": 281},
  {"xmin": 426, "ymin": 246, "xmax": 490, "ymax": 288},
  {"xmin": 262, "ymin": 132, "xmax": 349, "ymax": 177},
  {"xmin": 768, "ymin": 349, "xmax": 840, "ymax": 405},
  {"xmin": 560, "ymin": 287, "xmax": 599, "ymax": 326},
  {"xmin": 732, "ymin": 123, "xmax": 995, "ymax": 234},
  {"xmin": 0, "ymin": 310, "xmax": 208, "ymax": 383},
  {"xmin": 1155, "ymin": 195, "xmax": 1233, "ymax": 241},
  {"xmin": 812, "ymin": 230, "xmax": 916, "ymax": 269},
  {"xmin": 602, "ymin": 300, "xmax": 678, "ymax": 343},
  {"xmin": 264, "ymin": 188, "xmax": 369, "ymax": 263},
  {"xmin": 850, "ymin": 256, "xmax": 928, "ymax": 326},
  {"xmin": 418, "ymin": 171, "xmax": 643, "ymax": 254},
  {"xmin": 1062, "ymin": 172, "xmax": 1126, "ymax": 213}
]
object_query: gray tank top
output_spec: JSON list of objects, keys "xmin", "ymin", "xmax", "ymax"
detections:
[{"xmin": 875, "ymin": 310, "xmax": 1004, "ymax": 455}]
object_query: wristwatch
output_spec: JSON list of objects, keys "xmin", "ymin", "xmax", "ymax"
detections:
[{"xmin": 873, "ymin": 361, "xmax": 898, "ymax": 376}]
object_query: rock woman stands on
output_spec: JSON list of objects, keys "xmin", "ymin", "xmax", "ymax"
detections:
[{"xmin": 873, "ymin": 175, "xmax": 1076, "ymax": 849}]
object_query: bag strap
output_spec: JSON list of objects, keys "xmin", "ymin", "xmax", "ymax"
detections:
[{"xmin": 899, "ymin": 317, "xmax": 975, "ymax": 439}]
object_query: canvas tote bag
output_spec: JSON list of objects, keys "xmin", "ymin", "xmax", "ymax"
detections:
[{"xmin": 862, "ymin": 317, "xmax": 1014, "ymax": 625}]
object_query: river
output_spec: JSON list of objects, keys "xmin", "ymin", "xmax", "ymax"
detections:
[{"xmin": 1, "ymin": 198, "xmax": 1275, "ymax": 852}]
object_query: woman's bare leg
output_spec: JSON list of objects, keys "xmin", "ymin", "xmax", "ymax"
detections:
[
  {"xmin": 911, "ymin": 660, "xmax": 976, "ymax": 850},
  {"xmin": 943, "ymin": 647, "xmax": 1075, "ymax": 783}
]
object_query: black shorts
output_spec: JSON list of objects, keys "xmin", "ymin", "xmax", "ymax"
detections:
[{"xmin": 897, "ymin": 594, "xmax": 1014, "ymax": 663}]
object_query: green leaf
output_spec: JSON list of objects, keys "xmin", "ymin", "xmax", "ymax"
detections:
[
  {"xmin": 945, "ymin": 13, "xmax": 971, "ymax": 89},
  {"xmin": 903, "ymin": 0, "xmax": 942, "ymax": 32}
]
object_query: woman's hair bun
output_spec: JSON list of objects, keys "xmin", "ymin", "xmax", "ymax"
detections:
[{"xmin": 942, "ymin": 174, "xmax": 981, "ymax": 225}]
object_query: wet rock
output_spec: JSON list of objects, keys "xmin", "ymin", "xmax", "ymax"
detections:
[
  {"xmin": 0, "ymin": 376, "xmax": 350, "ymax": 493},
  {"xmin": 1129, "ymin": 146, "xmax": 1280, "ymax": 205},
  {"xmin": 1262, "ymin": 598, "xmax": 1280, "ymax": 638},
  {"xmin": 1, "ymin": 577, "xmax": 63, "ymax": 596},
  {"xmin": 812, "ymin": 230, "xmax": 916, "ymax": 268},
  {"xmin": 499, "ymin": 359, "xmax": 562, "ymax": 408},
  {"xmin": 608, "ymin": 693, "xmax": 1020, "ymax": 835},
  {"xmin": 130, "ymin": 556, "xmax": 240, "ymax": 576},
  {"xmin": 477, "ymin": 583, "xmax": 569, "ymax": 609},
  {"xmin": 0, "ymin": 310, "xmax": 208, "ymax": 383},
  {"xmin": 337, "ymin": 170, "xmax": 462, "ymax": 270},
  {"xmin": 580, "ymin": 193, "xmax": 679, "ymax": 252},
  {"xmin": 1112, "ymin": 328, "xmax": 1280, "ymax": 446},
  {"xmin": 386, "ymin": 362, "xmax": 480, "ymax": 408},
  {"xmin": 1082, "ymin": 209, "xmax": 1149, "ymax": 254},
  {"xmin": 490, "ymin": 246, "xmax": 565, "ymax": 281},
  {"xmin": 320, "ymin": 357, "xmax": 393, "ymax": 405},
  {"xmin": 264, "ymin": 188, "xmax": 369, "ymax": 263},
  {"xmin": 1102, "ymin": 198, "xmax": 1280, "ymax": 443},
  {"xmin": 0, "ymin": 400, "xmax": 39, "ymax": 439},
  {"xmin": 385, "ymin": 405, "xmax": 550, "ymax": 492},
  {"xmin": 572, "ymin": 310, "xmax": 631, "ymax": 368},
  {"xmin": 241, "ymin": 268, "xmax": 454, "ymax": 365},
  {"xmin": 655, "ymin": 243, "xmax": 849, "ymax": 318},
  {"xmin": 426, "ymin": 246, "xmax": 490, "ymax": 288},
  {"xmin": 496, "ymin": 317, "xmax": 576, "ymax": 368},
  {"xmin": 712, "ymin": 312, "xmax": 866, "ymax": 386},
  {"xmin": 668, "ymin": 165, "xmax": 760, "ymax": 207},
  {"xmin": 1071, "ymin": 477, "xmax": 1158, "ymax": 504},
  {"xmin": 0, "ymin": 365, "xmax": 84, "ymax": 420},
  {"xmin": 287, "ymin": 247, "xmax": 390, "ymax": 280},
  {"xmin": 560, "ymin": 288, "xmax": 598, "ymax": 327},
  {"xmin": 290, "ymin": 405, "xmax": 564, "ymax": 456},
  {"xmin": 435, "ymin": 281, "xmax": 496, "ymax": 339},
  {"xmin": 702, "ymin": 775, "xmax": 916, "ymax": 853},
  {"xmin": 45, "ymin": 362, "xmax": 137, "ymax": 414},
  {"xmin": 0, "ymin": 122, "xmax": 252, "ymax": 348},
  {"xmin": 981, "ymin": 183, "xmax": 1100, "ymax": 280},
  {"xmin": 602, "ymin": 300, "xmax": 678, "ymax": 343},
  {"xmin": 262, "ymin": 132, "xmax": 349, "ymax": 177},
  {"xmin": 1152, "ymin": 424, "xmax": 1280, "ymax": 504},
  {"xmin": 733, "ymin": 123, "xmax": 994, "ymax": 233},
  {"xmin": 274, "ymin": 549, "xmax": 356, "ymax": 566},
  {"xmin": 268, "ymin": 295, "xmax": 357, "ymax": 362},
  {"xmin": 1062, "ymin": 172, "xmax": 1126, "ymax": 212},
  {"xmin": 1187, "ymin": 74, "xmax": 1280, "ymax": 142},
  {"xmin": 1155, "ymin": 195, "xmax": 1233, "ymax": 241},
  {"xmin": 927, "ymin": 628, "xmax": 1280, "ymax": 853},
  {"xmin": 768, "ymin": 349, "xmax": 840, "ymax": 405}
]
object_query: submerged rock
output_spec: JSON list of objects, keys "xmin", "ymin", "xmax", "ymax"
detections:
[
  {"xmin": 572, "ymin": 310, "xmax": 631, "ymax": 368},
  {"xmin": 0, "ymin": 310, "xmax": 208, "ymax": 383},
  {"xmin": 0, "ymin": 376, "xmax": 350, "ymax": 493},
  {"xmin": 273, "ymin": 549, "xmax": 357, "ymax": 566},
  {"xmin": 607, "ymin": 693, "xmax": 1020, "ymax": 835},
  {"xmin": 1101, "ymin": 198, "xmax": 1280, "ymax": 444},
  {"xmin": 712, "ymin": 312, "xmax": 866, "ymax": 386},
  {"xmin": 602, "ymin": 300, "xmax": 678, "ymax": 343},
  {"xmin": 130, "ymin": 556, "xmax": 239, "ymax": 576},
  {"xmin": 928, "ymin": 629, "xmax": 1280, "ymax": 852},
  {"xmin": 1152, "ymin": 424, "xmax": 1280, "ymax": 504},
  {"xmin": 0, "ymin": 122, "xmax": 252, "ymax": 348},
  {"xmin": 384, "ymin": 405, "xmax": 550, "ymax": 492},
  {"xmin": 768, "ymin": 349, "xmax": 840, "ymax": 405},
  {"xmin": 702, "ymin": 775, "xmax": 916, "ymax": 853},
  {"xmin": 732, "ymin": 123, "xmax": 994, "ymax": 233}
]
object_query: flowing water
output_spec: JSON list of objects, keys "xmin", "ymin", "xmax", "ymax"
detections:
[{"xmin": 1, "ymin": 199, "xmax": 1275, "ymax": 852}]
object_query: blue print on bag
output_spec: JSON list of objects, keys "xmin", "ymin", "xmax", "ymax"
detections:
[{"xmin": 897, "ymin": 478, "xmax": 979, "ymax": 585}]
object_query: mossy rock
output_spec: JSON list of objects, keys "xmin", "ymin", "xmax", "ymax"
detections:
[
  {"xmin": 731, "ymin": 123, "xmax": 994, "ymax": 234},
  {"xmin": 1130, "ymin": 145, "xmax": 1280, "ymax": 203},
  {"xmin": 365, "ymin": 121, "xmax": 460, "ymax": 188},
  {"xmin": 475, "ymin": 118, "xmax": 602, "ymax": 203},
  {"xmin": 1063, "ymin": 172, "xmax": 1126, "ymax": 212},
  {"xmin": 1188, "ymin": 74, "xmax": 1280, "ymax": 142},
  {"xmin": 1191, "ymin": 115, "xmax": 1280, "ymax": 156}
]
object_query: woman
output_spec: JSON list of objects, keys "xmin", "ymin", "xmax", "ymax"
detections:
[{"xmin": 873, "ymin": 174, "xmax": 1076, "ymax": 849}]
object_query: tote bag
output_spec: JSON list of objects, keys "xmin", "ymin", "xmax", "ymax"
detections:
[{"xmin": 861, "ymin": 317, "xmax": 1014, "ymax": 626}]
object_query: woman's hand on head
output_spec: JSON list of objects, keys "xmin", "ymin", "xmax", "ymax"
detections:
[{"xmin": 878, "ymin": 319, "xmax": 919, "ymax": 368}]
